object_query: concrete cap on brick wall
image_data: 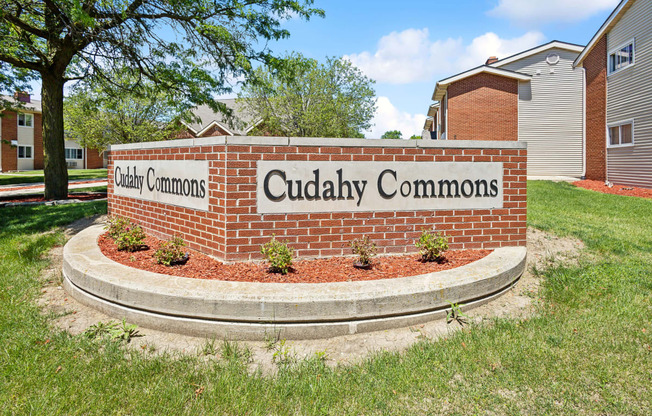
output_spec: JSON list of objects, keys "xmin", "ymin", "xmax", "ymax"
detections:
[{"xmin": 109, "ymin": 136, "xmax": 526, "ymax": 151}]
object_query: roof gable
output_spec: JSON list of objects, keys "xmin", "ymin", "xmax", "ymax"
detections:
[
  {"xmin": 431, "ymin": 66, "xmax": 531, "ymax": 101},
  {"xmin": 574, "ymin": 0, "xmax": 634, "ymax": 67},
  {"xmin": 490, "ymin": 41, "xmax": 584, "ymax": 68}
]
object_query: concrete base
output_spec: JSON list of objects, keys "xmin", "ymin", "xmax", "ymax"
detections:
[{"xmin": 63, "ymin": 225, "xmax": 526, "ymax": 340}]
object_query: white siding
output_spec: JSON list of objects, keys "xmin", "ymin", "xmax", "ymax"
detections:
[
  {"xmin": 498, "ymin": 48, "xmax": 584, "ymax": 176},
  {"xmin": 606, "ymin": 0, "xmax": 652, "ymax": 188}
]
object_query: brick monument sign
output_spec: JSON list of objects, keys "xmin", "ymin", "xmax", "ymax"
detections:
[{"xmin": 108, "ymin": 136, "xmax": 527, "ymax": 262}]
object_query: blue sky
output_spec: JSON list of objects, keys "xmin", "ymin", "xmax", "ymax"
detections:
[
  {"xmin": 30, "ymin": 0, "xmax": 620, "ymax": 138},
  {"xmin": 269, "ymin": 0, "xmax": 619, "ymax": 138}
]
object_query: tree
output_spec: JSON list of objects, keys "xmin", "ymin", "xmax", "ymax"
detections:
[
  {"xmin": 239, "ymin": 53, "xmax": 376, "ymax": 138},
  {"xmin": 409, "ymin": 134, "xmax": 422, "ymax": 140},
  {"xmin": 64, "ymin": 70, "xmax": 194, "ymax": 150},
  {"xmin": 381, "ymin": 130, "xmax": 402, "ymax": 140},
  {"xmin": 0, "ymin": 1, "xmax": 323, "ymax": 199}
]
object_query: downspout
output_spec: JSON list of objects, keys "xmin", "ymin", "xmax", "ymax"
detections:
[{"xmin": 581, "ymin": 66, "xmax": 586, "ymax": 179}]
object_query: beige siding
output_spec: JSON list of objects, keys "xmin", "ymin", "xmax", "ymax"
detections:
[
  {"xmin": 17, "ymin": 117, "xmax": 35, "ymax": 170},
  {"xmin": 498, "ymin": 48, "xmax": 584, "ymax": 176},
  {"xmin": 606, "ymin": 0, "xmax": 652, "ymax": 188}
]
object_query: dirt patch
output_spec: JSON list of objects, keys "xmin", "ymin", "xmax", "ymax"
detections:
[
  {"xmin": 573, "ymin": 179, "xmax": 652, "ymax": 199},
  {"xmin": 40, "ymin": 220, "xmax": 584, "ymax": 375},
  {"xmin": 98, "ymin": 232, "xmax": 490, "ymax": 283}
]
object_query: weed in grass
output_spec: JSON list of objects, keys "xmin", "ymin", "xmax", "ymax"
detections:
[
  {"xmin": 200, "ymin": 338, "xmax": 218, "ymax": 356},
  {"xmin": 83, "ymin": 319, "xmax": 140, "ymax": 342},
  {"xmin": 264, "ymin": 329, "xmax": 282, "ymax": 351},
  {"xmin": 84, "ymin": 320, "xmax": 119, "ymax": 339},
  {"xmin": 446, "ymin": 302, "xmax": 469, "ymax": 326},
  {"xmin": 220, "ymin": 339, "xmax": 252, "ymax": 364},
  {"xmin": 313, "ymin": 350, "xmax": 328, "ymax": 363},
  {"xmin": 271, "ymin": 339, "xmax": 296, "ymax": 368}
]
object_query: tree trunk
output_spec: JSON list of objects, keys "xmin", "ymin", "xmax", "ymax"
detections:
[{"xmin": 42, "ymin": 74, "xmax": 68, "ymax": 200}]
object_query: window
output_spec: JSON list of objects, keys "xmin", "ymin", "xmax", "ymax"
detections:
[
  {"xmin": 608, "ymin": 121, "xmax": 634, "ymax": 147},
  {"xmin": 17, "ymin": 113, "xmax": 33, "ymax": 127},
  {"xmin": 17, "ymin": 145, "xmax": 33, "ymax": 159},
  {"xmin": 65, "ymin": 148, "xmax": 83, "ymax": 160},
  {"xmin": 608, "ymin": 40, "xmax": 635, "ymax": 74}
]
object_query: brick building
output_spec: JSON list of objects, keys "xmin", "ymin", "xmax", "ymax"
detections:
[
  {"xmin": 425, "ymin": 41, "xmax": 586, "ymax": 178},
  {"xmin": 0, "ymin": 93, "xmax": 105, "ymax": 172},
  {"xmin": 573, "ymin": 0, "xmax": 652, "ymax": 188},
  {"xmin": 178, "ymin": 98, "xmax": 261, "ymax": 138}
]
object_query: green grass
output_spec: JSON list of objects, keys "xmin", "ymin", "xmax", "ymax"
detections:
[
  {"xmin": 0, "ymin": 182, "xmax": 650, "ymax": 415},
  {"xmin": 0, "ymin": 169, "xmax": 107, "ymax": 186}
]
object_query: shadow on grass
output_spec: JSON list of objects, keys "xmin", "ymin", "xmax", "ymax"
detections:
[{"xmin": 0, "ymin": 200, "xmax": 107, "ymax": 237}]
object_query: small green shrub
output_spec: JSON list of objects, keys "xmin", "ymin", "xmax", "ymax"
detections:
[
  {"xmin": 415, "ymin": 229, "xmax": 449, "ymax": 262},
  {"xmin": 105, "ymin": 216, "xmax": 130, "ymax": 240},
  {"xmin": 350, "ymin": 235, "xmax": 377, "ymax": 266},
  {"xmin": 260, "ymin": 236, "xmax": 293, "ymax": 274},
  {"xmin": 115, "ymin": 223, "xmax": 146, "ymax": 252},
  {"xmin": 154, "ymin": 236, "xmax": 187, "ymax": 266}
]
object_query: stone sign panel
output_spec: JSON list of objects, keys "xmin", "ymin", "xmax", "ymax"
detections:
[
  {"xmin": 257, "ymin": 161, "xmax": 503, "ymax": 213},
  {"xmin": 112, "ymin": 160, "xmax": 209, "ymax": 211}
]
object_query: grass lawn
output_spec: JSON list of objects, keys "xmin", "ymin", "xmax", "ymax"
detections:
[
  {"xmin": 0, "ymin": 169, "xmax": 107, "ymax": 186},
  {"xmin": 0, "ymin": 182, "xmax": 650, "ymax": 415}
]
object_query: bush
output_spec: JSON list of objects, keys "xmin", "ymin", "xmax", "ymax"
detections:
[
  {"xmin": 350, "ymin": 235, "xmax": 377, "ymax": 266},
  {"xmin": 115, "ymin": 224, "xmax": 146, "ymax": 252},
  {"xmin": 415, "ymin": 229, "xmax": 449, "ymax": 262},
  {"xmin": 105, "ymin": 216, "xmax": 130, "ymax": 240},
  {"xmin": 154, "ymin": 236, "xmax": 187, "ymax": 266},
  {"xmin": 260, "ymin": 236, "xmax": 293, "ymax": 274}
]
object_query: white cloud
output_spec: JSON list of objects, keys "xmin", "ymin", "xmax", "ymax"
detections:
[
  {"xmin": 366, "ymin": 96, "xmax": 426, "ymax": 139},
  {"xmin": 455, "ymin": 31, "xmax": 546, "ymax": 70},
  {"xmin": 344, "ymin": 29, "xmax": 545, "ymax": 84},
  {"xmin": 487, "ymin": 0, "xmax": 619, "ymax": 26}
]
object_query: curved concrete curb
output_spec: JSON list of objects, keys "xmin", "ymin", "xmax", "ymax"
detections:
[{"xmin": 63, "ymin": 225, "xmax": 526, "ymax": 340}]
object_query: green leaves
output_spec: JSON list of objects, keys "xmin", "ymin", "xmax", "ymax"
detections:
[{"xmin": 239, "ymin": 53, "xmax": 377, "ymax": 138}]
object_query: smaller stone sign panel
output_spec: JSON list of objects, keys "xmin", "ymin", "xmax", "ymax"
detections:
[
  {"xmin": 112, "ymin": 160, "xmax": 209, "ymax": 211},
  {"xmin": 257, "ymin": 161, "xmax": 503, "ymax": 213}
]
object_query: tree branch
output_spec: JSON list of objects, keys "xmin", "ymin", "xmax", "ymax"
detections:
[
  {"xmin": 0, "ymin": 53, "xmax": 43, "ymax": 72},
  {"xmin": 2, "ymin": 12, "xmax": 48, "ymax": 38}
]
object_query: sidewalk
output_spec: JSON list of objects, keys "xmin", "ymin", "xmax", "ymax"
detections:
[{"xmin": 0, "ymin": 179, "xmax": 107, "ymax": 197}]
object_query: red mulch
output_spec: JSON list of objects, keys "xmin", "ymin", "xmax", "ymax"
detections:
[
  {"xmin": 98, "ymin": 233, "xmax": 492, "ymax": 283},
  {"xmin": 573, "ymin": 180, "xmax": 652, "ymax": 199},
  {"xmin": 0, "ymin": 179, "xmax": 106, "ymax": 193},
  {"xmin": 0, "ymin": 193, "xmax": 106, "ymax": 203}
]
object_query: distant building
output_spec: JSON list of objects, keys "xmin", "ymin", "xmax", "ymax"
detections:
[
  {"xmin": 0, "ymin": 93, "xmax": 105, "ymax": 172},
  {"xmin": 574, "ymin": 0, "xmax": 652, "ymax": 188},
  {"xmin": 177, "ymin": 98, "xmax": 262, "ymax": 138},
  {"xmin": 425, "ymin": 41, "xmax": 586, "ymax": 177}
]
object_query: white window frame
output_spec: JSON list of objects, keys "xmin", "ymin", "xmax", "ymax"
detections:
[
  {"xmin": 17, "ymin": 145, "xmax": 33, "ymax": 159},
  {"xmin": 65, "ymin": 147, "xmax": 84, "ymax": 160},
  {"xmin": 17, "ymin": 113, "xmax": 34, "ymax": 128},
  {"xmin": 608, "ymin": 38, "xmax": 635, "ymax": 76},
  {"xmin": 607, "ymin": 119, "xmax": 635, "ymax": 148}
]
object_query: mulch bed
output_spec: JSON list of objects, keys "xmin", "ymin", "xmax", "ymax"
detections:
[
  {"xmin": 573, "ymin": 180, "xmax": 652, "ymax": 199},
  {"xmin": 0, "ymin": 179, "xmax": 106, "ymax": 193},
  {"xmin": 0, "ymin": 192, "xmax": 106, "ymax": 204},
  {"xmin": 98, "ymin": 233, "xmax": 492, "ymax": 283}
]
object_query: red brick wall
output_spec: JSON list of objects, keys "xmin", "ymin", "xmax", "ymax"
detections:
[
  {"xmin": 109, "ymin": 140, "xmax": 527, "ymax": 262},
  {"xmin": 33, "ymin": 113, "xmax": 44, "ymax": 170},
  {"xmin": 1, "ymin": 111, "xmax": 18, "ymax": 171},
  {"xmin": 584, "ymin": 34, "xmax": 607, "ymax": 181},
  {"xmin": 199, "ymin": 124, "xmax": 231, "ymax": 137},
  {"xmin": 447, "ymin": 73, "xmax": 519, "ymax": 141},
  {"xmin": 175, "ymin": 129, "xmax": 196, "ymax": 139},
  {"xmin": 86, "ymin": 148, "xmax": 104, "ymax": 169}
]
